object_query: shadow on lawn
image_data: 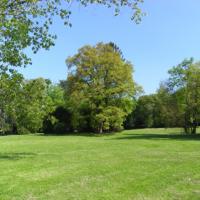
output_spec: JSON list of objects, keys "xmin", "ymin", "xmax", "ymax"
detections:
[
  {"xmin": 114, "ymin": 133, "xmax": 200, "ymax": 141},
  {"xmin": 0, "ymin": 152, "xmax": 36, "ymax": 160},
  {"xmin": 40, "ymin": 132, "xmax": 116, "ymax": 137}
]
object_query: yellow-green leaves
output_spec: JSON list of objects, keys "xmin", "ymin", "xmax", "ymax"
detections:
[{"xmin": 66, "ymin": 42, "xmax": 136, "ymax": 132}]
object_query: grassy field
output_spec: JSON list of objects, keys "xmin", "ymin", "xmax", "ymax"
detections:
[{"xmin": 0, "ymin": 128, "xmax": 200, "ymax": 200}]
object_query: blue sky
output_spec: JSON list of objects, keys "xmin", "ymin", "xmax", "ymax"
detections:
[{"xmin": 19, "ymin": 0, "xmax": 200, "ymax": 94}]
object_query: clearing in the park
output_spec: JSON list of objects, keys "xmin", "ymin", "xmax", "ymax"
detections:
[{"xmin": 0, "ymin": 128, "xmax": 200, "ymax": 200}]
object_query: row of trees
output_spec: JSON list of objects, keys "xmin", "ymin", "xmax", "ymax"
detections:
[
  {"xmin": 125, "ymin": 58, "xmax": 200, "ymax": 134},
  {"xmin": 0, "ymin": 71, "xmax": 65, "ymax": 134},
  {"xmin": 0, "ymin": 1, "xmax": 144, "ymax": 134},
  {"xmin": 0, "ymin": 43, "xmax": 138, "ymax": 134},
  {"xmin": 45, "ymin": 43, "xmax": 139, "ymax": 133},
  {"xmin": 1, "ymin": 1, "xmax": 199, "ymax": 135},
  {"xmin": 1, "ymin": 43, "xmax": 200, "ymax": 134}
]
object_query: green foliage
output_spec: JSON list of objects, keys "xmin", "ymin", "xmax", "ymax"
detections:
[
  {"xmin": 125, "ymin": 82, "xmax": 187, "ymax": 129},
  {"xmin": 0, "ymin": 71, "xmax": 64, "ymax": 134},
  {"xmin": 0, "ymin": 0, "xmax": 144, "ymax": 71},
  {"xmin": 92, "ymin": 106, "xmax": 125, "ymax": 132},
  {"xmin": 167, "ymin": 59, "xmax": 200, "ymax": 134},
  {"xmin": 47, "ymin": 83, "xmax": 65, "ymax": 108},
  {"xmin": 15, "ymin": 78, "xmax": 51, "ymax": 133},
  {"xmin": 66, "ymin": 43, "xmax": 136, "ymax": 133},
  {"xmin": 133, "ymin": 95, "xmax": 156, "ymax": 128},
  {"xmin": 125, "ymin": 59, "xmax": 200, "ymax": 133},
  {"xmin": 43, "ymin": 106, "xmax": 72, "ymax": 134},
  {"xmin": 0, "ymin": 71, "xmax": 24, "ymax": 134},
  {"xmin": 168, "ymin": 58, "xmax": 194, "ymax": 90},
  {"xmin": 42, "ymin": 83, "xmax": 72, "ymax": 134}
]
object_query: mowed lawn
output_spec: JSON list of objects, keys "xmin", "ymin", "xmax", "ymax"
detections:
[{"xmin": 0, "ymin": 129, "xmax": 200, "ymax": 200}]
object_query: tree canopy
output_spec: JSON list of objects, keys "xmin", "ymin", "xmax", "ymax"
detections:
[
  {"xmin": 65, "ymin": 42, "xmax": 136, "ymax": 133},
  {"xmin": 125, "ymin": 58, "xmax": 200, "ymax": 134},
  {"xmin": 167, "ymin": 59, "xmax": 200, "ymax": 134},
  {"xmin": 0, "ymin": 71, "xmax": 64, "ymax": 134},
  {"xmin": 0, "ymin": 0, "xmax": 144, "ymax": 71}
]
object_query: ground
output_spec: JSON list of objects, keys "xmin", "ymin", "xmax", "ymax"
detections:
[{"xmin": 0, "ymin": 128, "xmax": 200, "ymax": 200}]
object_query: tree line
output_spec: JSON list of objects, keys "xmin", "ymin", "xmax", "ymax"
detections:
[
  {"xmin": 0, "ymin": 42, "xmax": 137, "ymax": 134},
  {"xmin": 0, "ymin": 43, "xmax": 199, "ymax": 134},
  {"xmin": 125, "ymin": 58, "xmax": 200, "ymax": 134},
  {"xmin": 2, "ymin": 1, "xmax": 199, "ymax": 135}
]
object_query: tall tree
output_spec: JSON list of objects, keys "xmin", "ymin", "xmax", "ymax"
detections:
[
  {"xmin": 168, "ymin": 59, "xmax": 200, "ymax": 134},
  {"xmin": 66, "ymin": 42, "xmax": 136, "ymax": 133}
]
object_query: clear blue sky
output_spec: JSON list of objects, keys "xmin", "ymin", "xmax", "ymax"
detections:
[{"xmin": 19, "ymin": 0, "xmax": 200, "ymax": 94}]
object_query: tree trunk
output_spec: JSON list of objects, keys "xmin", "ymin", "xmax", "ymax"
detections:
[
  {"xmin": 99, "ymin": 123, "xmax": 103, "ymax": 134},
  {"xmin": 192, "ymin": 127, "xmax": 196, "ymax": 134},
  {"xmin": 191, "ymin": 121, "xmax": 197, "ymax": 134}
]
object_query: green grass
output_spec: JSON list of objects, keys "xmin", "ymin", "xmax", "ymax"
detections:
[{"xmin": 0, "ymin": 128, "xmax": 200, "ymax": 200}]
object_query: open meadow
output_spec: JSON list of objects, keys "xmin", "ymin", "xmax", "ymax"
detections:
[
  {"xmin": 0, "ymin": 128, "xmax": 200, "ymax": 200},
  {"xmin": 2, "ymin": 1, "xmax": 200, "ymax": 200}
]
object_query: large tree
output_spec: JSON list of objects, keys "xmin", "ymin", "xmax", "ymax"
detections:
[
  {"xmin": 66, "ymin": 42, "xmax": 136, "ymax": 133},
  {"xmin": 168, "ymin": 59, "xmax": 200, "ymax": 134},
  {"xmin": 0, "ymin": 0, "xmax": 144, "ymax": 71}
]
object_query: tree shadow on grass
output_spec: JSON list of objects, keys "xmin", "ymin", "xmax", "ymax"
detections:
[
  {"xmin": 113, "ymin": 133, "xmax": 200, "ymax": 141},
  {"xmin": 0, "ymin": 152, "xmax": 36, "ymax": 160},
  {"xmin": 42, "ymin": 133, "xmax": 95, "ymax": 137},
  {"xmin": 40, "ymin": 132, "xmax": 116, "ymax": 137}
]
